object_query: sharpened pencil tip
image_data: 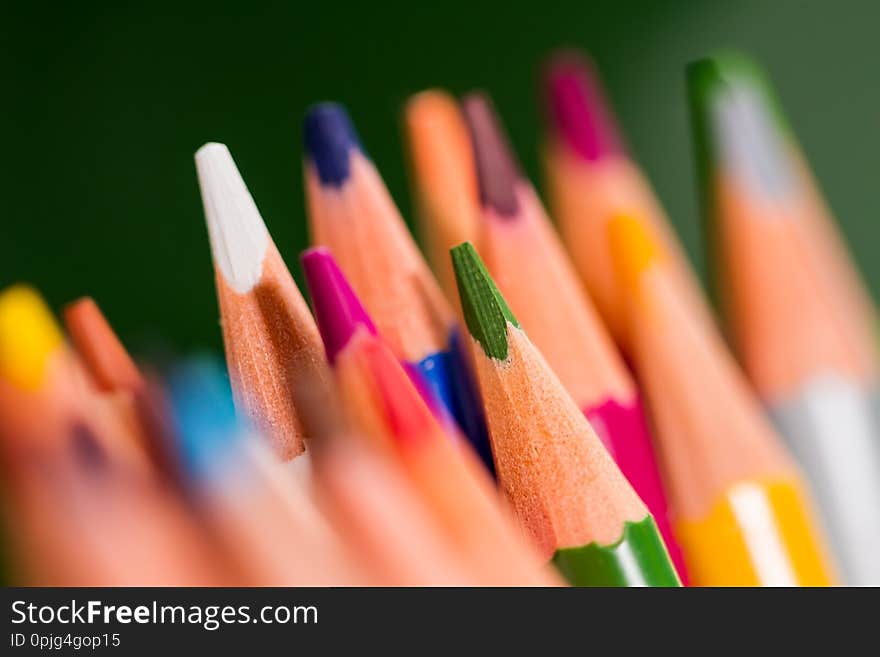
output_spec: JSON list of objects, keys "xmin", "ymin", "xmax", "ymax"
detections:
[
  {"xmin": 406, "ymin": 89, "xmax": 453, "ymax": 116},
  {"xmin": 364, "ymin": 339, "xmax": 435, "ymax": 444},
  {"xmin": 64, "ymin": 297, "xmax": 143, "ymax": 393},
  {"xmin": 451, "ymin": 242, "xmax": 519, "ymax": 361},
  {"xmin": 0, "ymin": 285, "xmax": 64, "ymax": 391},
  {"xmin": 461, "ymin": 93, "xmax": 521, "ymax": 217},
  {"xmin": 544, "ymin": 51, "xmax": 624, "ymax": 162},
  {"xmin": 195, "ymin": 142, "xmax": 270, "ymax": 294},
  {"xmin": 303, "ymin": 102, "xmax": 362, "ymax": 187},
  {"xmin": 301, "ymin": 247, "xmax": 376, "ymax": 364},
  {"xmin": 687, "ymin": 53, "xmax": 793, "ymax": 197},
  {"xmin": 687, "ymin": 52, "xmax": 763, "ymax": 90},
  {"xmin": 405, "ymin": 90, "xmax": 463, "ymax": 138},
  {"xmin": 686, "ymin": 53, "xmax": 765, "ymax": 112},
  {"xmin": 195, "ymin": 141, "xmax": 226, "ymax": 160},
  {"xmin": 168, "ymin": 357, "xmax": 243, "ymax": 478},
  {"xmin": 607, "ymin": 214, "xmax": 663, "ymax": 296}
]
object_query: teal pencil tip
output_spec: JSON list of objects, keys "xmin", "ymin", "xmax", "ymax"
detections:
[{"xmin": 450, "ymin": 242, "xmax": 519, "ymax": 361}]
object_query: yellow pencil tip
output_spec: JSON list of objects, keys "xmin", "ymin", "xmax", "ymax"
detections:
[
  {"xmin": 607, "ymin": 213, "xmax": 663, "ymax": 294},
  {"xmin": 0, "ymin": 285, "xmax": 64, "ymax": 391}
]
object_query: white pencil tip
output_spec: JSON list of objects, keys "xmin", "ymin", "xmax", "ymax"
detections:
[{"xmin": 195, "ymin": 143, "xmax": 270, "ymax": 293}]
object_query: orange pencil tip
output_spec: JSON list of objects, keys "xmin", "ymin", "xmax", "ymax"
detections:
[
  {"xmin": 404, "ymin": 89, "xmax": 476, "ymax": 199},
  {"xmin": 405, "ymin": 90, "xmax": 459, "ymax": 126},
  {"xmin": 64, "ymin": 297, "xmax": 142, "ymax": 393}
]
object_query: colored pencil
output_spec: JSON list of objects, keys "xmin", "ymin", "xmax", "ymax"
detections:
[
  {"xmin": 0, "ymin": 295, "xmax": 219, "ymax": 585},
  {"xmin": 608, "ymin": 213, "xmax": 836, "ymax": 586},
  {"xmin": 63, "ymin": 297, "xmax": 184, "ymax": 480},
  {"xmin": 302, "ymin": 248, "xmax": 558, "ymax": 586},
  {"xmin": 0, "ymin": 285, "xmax": 147, "ymax": 470},
  {"xmin": 542, "ymin": 51, "xmax": 712, "ymax": 345},
  {"xmin": 195, "ymin": 142, "xmax": 330, "ymax": 460},
  {"xmin": 294, "ymin": 374, "xmax": 480, "ymax": 586},
  {"xmin": 302, "ymin": 103, "xmax": 493, "ymax": 472},
  {"xmin": 10, "ymin": 443, "xmax": 223, "ymax": 586},
  {"xmin": 460, "ymin": 92, "xmax": 687, "ymax": 581},
  {"xmin": 63, "ymin": 297, "xmax": 154, "ymax": 462},
  {"xmin": 312, "ymin": 428, "xmax": 481, "ymax": 585},
  {"xmin": 687, "ymin": 52, "xmax": 880, "ymax": 585},
  {"xmin": 0, "ymin": 285, "xmax": 74, "ymax": 456},
  {"xmin": 168, "ymin": 358, "xmax": 360, "ymax": 586},
  {"xmin": 404, "ymin": 90, "xmax": 480, "ymax": 304},
  {"xmin": 451, "ymin": 242, "xmax": 680, "ymax": 586},
  {"xmin": 63, "ymin": 297, "xmax": 143, "ymax": 393}
]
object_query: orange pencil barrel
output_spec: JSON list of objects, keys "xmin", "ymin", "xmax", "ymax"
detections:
[{"xmin": 608, "ymin": 214, "xmax": 835, "ymax": 586}]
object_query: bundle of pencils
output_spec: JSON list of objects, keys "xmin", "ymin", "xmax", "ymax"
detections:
[{"xmin": 2, "ymin": 46, "xmax": 875, "ymax": 587}]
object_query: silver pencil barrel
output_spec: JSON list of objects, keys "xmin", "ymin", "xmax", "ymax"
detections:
[{"xmin": 771, "ymin": 376, "xmax": 880, "ymax": 585}]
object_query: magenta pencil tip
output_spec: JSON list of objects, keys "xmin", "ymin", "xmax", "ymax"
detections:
[
  {"xmin": 301, "ymin": 247, "xmax": 376, "ymax": 364},
  {"xmin": 544, "ymin": 52, "xmax": 624, "ymax": 162}
]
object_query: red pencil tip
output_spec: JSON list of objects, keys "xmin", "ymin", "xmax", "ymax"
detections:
[{"xmin": 363, "ymin": 338, "xmax": 435, "ymax": 445}]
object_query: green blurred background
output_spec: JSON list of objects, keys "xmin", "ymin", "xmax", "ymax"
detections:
[{"xmin": 4, "ymin": 0, "xmax": 879, "ymax": 355}]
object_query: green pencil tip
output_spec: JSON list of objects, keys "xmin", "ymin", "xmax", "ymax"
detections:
[
  {"xmin": 688, "ymin": 53, "xmax": 751, "ymax": 99},
  {"xmin": 687, "ymin": 51, "xmax": 793, "ymax": 192},
  {"xmin": 686, "ymin": 57, "xmax": 722, "ymax": 103},
  {"xmin": 686, "ymin": 52, "xmax": 786, "ymax": 131},
  {"xmin": 450, "ymin": 242, "xmax": 519, "ymax": 360}
]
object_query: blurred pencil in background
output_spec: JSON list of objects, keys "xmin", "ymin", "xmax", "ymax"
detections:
[
  {"xmin": 303, "ymin": 103, "xmax": 494, "ymax": 473},
  {"xmin": 608, "ymin": 213, "xmax": 835, "ymax": 586},
  {"xmin": 64, "ymin": 297, "xmax": 143, "ymax": 394},
  {"xmin": 0, "ymin": 286, "xmax": 82, "ymax": 457},
  {"xmin": 0, "ymin": 287, "xmax": 222, "ymax": 585},
  {"xmin": 302, "ymin": 392, "xmax": 484, "ymax": 586},
  {"xmin": 0, "ymin": 286, "xmax": 148, "ymax": 471},
  {"xmin": 404, "ymin": 90, "xmax": 480, "ymax": 305},
  {"xmin": 541, "ymin": 51, "xmax": 713, "ymax": 345},
  {"xmin": 167, "ymin": 358, "xmax": 359, "ymax": 586},
  {"xmin": 687, "ymin": 52, "xmax": 880, "ymax": 585},
  {"xmin": 63, "ymin": 297, "xmax": 181, "ymax": 478}
]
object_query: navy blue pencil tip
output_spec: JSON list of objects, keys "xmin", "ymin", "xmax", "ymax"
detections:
[{"xmin": 303, "ymin": 102, "xmax": 362, "ymax": 187}]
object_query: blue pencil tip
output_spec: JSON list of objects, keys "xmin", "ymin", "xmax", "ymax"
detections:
[
  {"xmin": 303, "ymin": 102, "xmax": 362, "ymax": 187},
  {"xmin": 167, "ymin": 357, "xmax": 244, "ymax": 479}
]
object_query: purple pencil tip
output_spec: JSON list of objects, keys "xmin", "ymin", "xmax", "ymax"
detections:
[
  {"xmin": 461, "ymin": 92, "xmax": 522, "ymax": 218},
  {"xmin": 301, "ymin": 247, "xmax": 376, "ymax": 364},
  {"xmin": 544, "ymin": 53, "xmax": 624, "ymax": 162}
]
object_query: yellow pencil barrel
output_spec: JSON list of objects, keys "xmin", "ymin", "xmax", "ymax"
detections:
[{"xmin": 675, "ymin": 478, "xmax": 835, "ymax": 586}]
